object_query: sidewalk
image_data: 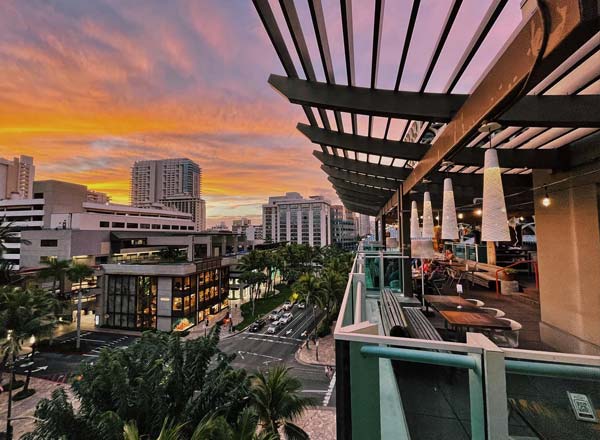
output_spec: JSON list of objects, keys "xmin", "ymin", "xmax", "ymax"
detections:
[
  {"xmin": 296, "ymin": 332, "xmax": 335, "ymax": 366},
  {"xmin": 294, "ymin": 407, "xmax": 336, "ymax": 440},
  {"xmin": 0, "ymin": 375, "xmax": 75, "ymax": 439},
  {"xmin": 184, "ymin": 300, "xmax": 243, "ymax": 340}
]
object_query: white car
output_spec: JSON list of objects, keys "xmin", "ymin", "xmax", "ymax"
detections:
[
  {"xmin": 280, "ymin": 313, "xmax": 293, "ymax": 324},
  {"xmin": 266, "ymin": 325, "xmax": 278, "ymax": 334},
  {"xmin": 298, "ymin": 301, "xmax": 306, "ymax": 309},
  {"xmin": 282, "ymin": 301, "xmax": 292, "ymax": 311}
]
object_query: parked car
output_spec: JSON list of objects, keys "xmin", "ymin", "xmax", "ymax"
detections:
[
  {"xmin": 282, "ymin": 300, "xmax": 292, "ymax": 311},
  {"xmin": 280, "ymin": 312, "xmax": 293, "ymax": 324},
  {"xmin": 298, "ymin": 301, "xmax": 306, "ymax": 309},
  {"xmin": 248, "ymin": 319, "xmax": 265, "ymax": 333},
  {"xmin": 266, "ymin": 324, "xmax": 278, "ymax": 334}
]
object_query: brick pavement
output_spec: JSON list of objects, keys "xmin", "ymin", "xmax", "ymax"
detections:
[
  {"xmin": 297, "ymin": 333, "xmax": 335, "ymax": 366},
  {"xmin": 0, "ymin": 375, "xmax": 74, "ymax": 439},
  {"xmin": 295, "ymin": 407, "xmax": 336, "ymax": 440}
]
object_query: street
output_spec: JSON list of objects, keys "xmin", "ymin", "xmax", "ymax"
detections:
[
  {"xmin": 218, "ymin": 303, "xmax": 336, "ymax": 407},
  {"xmin": 11, "ymin": 303, "xmax": 336, "ymax": 407}
]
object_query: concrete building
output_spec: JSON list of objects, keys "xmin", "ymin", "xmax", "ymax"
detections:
[
  {"xmin": 130, "ymin": 158, "xmax": 206, "ymax": 231},
  {"xmin": 262, "ymin": 192, "xmax": 331, "ymax": 247},
  {"xmin": 86, "ymin": 190, "xmax": 110, "ymax": 204},
  {"xmin": 331, "ymin": 205, "xmax": 358, "ymax": 251},
  {"xmin": 231, "ymin": 217, "xmax": 252, "ymax": 235},
  {"xmin": 1, "ymin": 180, "xmax": 194, "ymax": 270},
  {"xmin": 0, "ymin": 155, "xmax": 35, "ymax": 200},
  {"xmin": 357, "ymin": 214, "xmax": 372, "ymax": 237}
]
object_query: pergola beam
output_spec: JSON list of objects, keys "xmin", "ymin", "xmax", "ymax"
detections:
[
  {"xmin": 322, "ymin": 166, "xmax": 402, "ymax": 190},
  {"xmin": 270, "ymin": 75, "xmax": 600, "ymax": 128},
  {"xmin": 403, "ymin": 0, "xmax": 600, "ymax": 193},
  {"xmin": 299, "ymin": 124, "xmax": 563, "ymax": 169}
]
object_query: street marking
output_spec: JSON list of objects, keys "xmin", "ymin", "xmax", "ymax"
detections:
[
  {"xmin": 80, "ymin": 338, "xmax": 108, "ymax": 343},
  {"xmin": 301, "ymin": 390, "xmax": 327, "ymax": 394},
  {"xmin": 237, "ymin": 351, "xmax": 245, "ymax": 360},
  {"xmin": 245, "ymin": 337, "xmax": 297, "ymax": 346},
  {"xmin": 323, "ymin": 372, "xmax": 336, "ymax": 407},
  {"xmin": 31, "ymin": 365, "xmax": 48, "ymax": 373},
  {"xmin": 237, "ymin": 351, "xmax": 282, "ymax": 361},
  {"xmin": 83, "ymin": 354, "xmax": 99, "ymax": 357},
  {"xmin": 253, "ymin": 334, "xmax": 302, "ymax": 342}
]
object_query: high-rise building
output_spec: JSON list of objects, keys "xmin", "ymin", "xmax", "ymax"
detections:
[
  {"xmin": 231, "ymin": 217, "xmax": 252, "ymax": 235},
  {"xmin": 130, "ymin": 158, "xmax": 206, "ymax": 230},
  {"xmin": 262, "ymin": 192, "xmax": 331, "ymax": 247},
  {"xmin": 331, "ymin": 205, "xmax": 358, "ymax": 250},
  {"xmin": 0, "ymin": 155, "xmax": 35, "ymax": 200},
  {"xmin": 357, "ymin": 214, "xmax": 372, "ymax": 237}
]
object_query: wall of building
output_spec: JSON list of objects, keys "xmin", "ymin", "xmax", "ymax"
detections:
[{"xmin": 533, "ymin": 166, "xmax": 600, "ymax": 355}]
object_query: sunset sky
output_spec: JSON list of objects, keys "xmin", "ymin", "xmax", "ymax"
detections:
[{"xmin": 0, "ymin": 0, "xmax": 522, "ymax": 226}]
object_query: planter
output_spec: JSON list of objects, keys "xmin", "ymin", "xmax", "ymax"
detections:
[{"xmin": 500, "ymin": 280, "xmax": 519, "ymax": 295}]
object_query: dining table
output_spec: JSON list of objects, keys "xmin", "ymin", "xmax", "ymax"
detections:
[
  {"xmin": 424, "ymin": 295, "xmax": 475, "ymax": 310},
  {"xmin": 438, "ymin": 310, "xmax": 511, "ymax": 330}
]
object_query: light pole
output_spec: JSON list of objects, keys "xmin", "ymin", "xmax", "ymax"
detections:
[{"xmin": 4, "ymin": 330, "xmax": 14, "ymax": 440}]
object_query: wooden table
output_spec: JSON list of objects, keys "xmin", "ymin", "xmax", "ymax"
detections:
[
  {"xmin": 424, "ymin": 295, "xmax": 474, "ymax": 309},
  {"xmin": 439, "ymin": 310, "xmax": 511, "ymax": 330}
]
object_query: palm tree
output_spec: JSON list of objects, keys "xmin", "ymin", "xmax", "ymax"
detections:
[
  {"xmin": 0, "ymin": 218, "xmax": 16, "ymax": 257},
  {"xmin": 0, "ymin": 286, "xmax": 58, "ymax": 437},
  {"xmin": 317, "ymin": 268, "xmax": 345, "ymax": 320},
  {"xmin": 292, "ymin": 273, "xmax": 320, "ymax": 307},
  {"xmin": 250, "ymin": 365, "xmax": 314, "ymax": 439},
  {"xmin": 38, "ymin": 259, "xmax": 70, "ymax": 295},
  {"xmin": 67, "ymin": 263, "xmax": 94, "ymax": 350}
]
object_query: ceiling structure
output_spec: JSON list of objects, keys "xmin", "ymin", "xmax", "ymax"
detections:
[{"xmin": 254, "ymin": 0, "xmax": 600, "ymax": 218}]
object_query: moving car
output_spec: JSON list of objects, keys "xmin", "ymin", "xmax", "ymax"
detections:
[
  {"xmin": 267, "ymin": 321, "xmax": 282, "ymax": 334},
  {"xmin": 280, "ymin": 312, "xmax": 293, "ymax": 324},
  {"xmin": 282, "ymin": 300, "xmax": 292, "ymax": 311},
  {"xmin": 298, "ymin": 301, "xmax": 306, "ymax": 309},
  {"xmin": 248, "ymin": 319, "xmax": 265, "ymax": 333},
  {"xmin": 268, "ymin": 309, "xmax": 282, "ymax": 321}
]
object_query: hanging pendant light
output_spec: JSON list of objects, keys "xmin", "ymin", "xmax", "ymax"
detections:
[
  {"xmin": 422, "ymin": 192, "xmax": 435, "ymax": 239},
  {"xmin": 410, "ymin": 200, "xmax": 421, "ymax": 239},
  {"xmin": 441, "ymin": 178, "xmax": 458, "ymax": 239},
  {"xmin": 480, "ymin": 123, "xmax": 510, "ymax": 241}
]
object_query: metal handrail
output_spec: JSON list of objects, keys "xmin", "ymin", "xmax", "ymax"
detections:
[
  {"xmin": 495, "ymin": 259, "xmax": 538, "ymax": 296},
  {"xmin": 505, "ymin": 359, "xmax": 600, "ymax": 381},
  {"xmin": 360, "ymin": 345, "xmax": 479, "ymax": 372}
]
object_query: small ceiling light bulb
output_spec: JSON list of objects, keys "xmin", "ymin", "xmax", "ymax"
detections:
[
  {"xmin": 458, "ymin": 213, "xmax": 464, "ymax": 220},
  {"xmin": 435, "ymin": 215, "xmax": 440, "ymax": 221},
  {"xmin": 475, "ymin": 208, "xmax": 482, "ymax": 216},
  {"xmin": 519, "ymin": 216, "xmax": 524, "ymax": 221},
  {"xmin": 542, "ymin": 185, "xmax": 551, "ymax": 207}
]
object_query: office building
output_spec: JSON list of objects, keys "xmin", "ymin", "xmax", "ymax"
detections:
[
  {"xmin": 331, "ymin": 205, "xmax": 358, "ymax": 251},
  {"xmin": 130, "ymin": 158, "xmax": 206, "ymax": 231},
  {"xmin": 1, "ymin": 180, "xmax": 194, "ymax": 270},
  {"xmin": 357, "ymin": 214, "xmax": 371, "ymax": 237},
  {"xmin": 262, "ymin": 192, "xmax": 331, "ymax": 247},
  {"xmin": 0, "ymin": 155, "xmax": 35, "ymax": 200},
  {"xmin": 231, "ymin": 217, "xmax": 252, "ymax": 235}
]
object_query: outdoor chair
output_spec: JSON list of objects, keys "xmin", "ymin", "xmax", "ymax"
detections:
[
  {"xmin": 490, "ymin": 318, "xmax": 522, "ymax": 348},
  {"xmin": 480, "ymin": 307, "xmax": 506, "ymax": 318},
  {"xmin": 465, "ymin": 298, "xmax": 485, "ymax": 307}
]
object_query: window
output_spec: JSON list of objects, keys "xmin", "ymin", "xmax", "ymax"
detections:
[
  {"xmin": 40, "ymin": 239, "xmax": 58, "ymax": 247},
  {"xmin": 126, "ymin": 223, "xmax": 139, "ymax": 229},
  {"xmin": 100, "ymin": 221, "xmax": 109, "ymax": 228},
  {"xmin": 172, "ymin": 225, "xmax": 179, "ymax": 230},
  {"xmin": 151, "ymin": 224, "xmax": 160, "ymax": 230},
  {"xmin": 140, "ymin": 224, "xmax": 150, "ymax": 229},
  {"xmin": 162, "ymin": 225, "xmax": 170, "ymax": 230},
  {"xmin": 40, "ymin": 256, "xmax": 57, "ymax": 263},
  {"xmin": 34, "ymin": 192, "xmax": 43, "ymax": 199},
  {"xmin": 112, "ymin": 222, "xmax": 125, "ymax": 228}
]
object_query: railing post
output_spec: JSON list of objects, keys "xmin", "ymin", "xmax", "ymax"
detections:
[
  {"xmin": 468, "ymin": 333, "xmax": 509, "ymax": 440},
  {"xmin": 379, "ymin": 251, "xmax": 384, "ymax": 291},
  {"xmin": 351, "ymin": 342, "xmax": 381, "ymax": 439}
]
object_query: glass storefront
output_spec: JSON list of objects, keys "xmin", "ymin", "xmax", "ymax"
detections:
[{"xmin": 106, "ymin": 275, "xmax": 157, "ymax": 329}]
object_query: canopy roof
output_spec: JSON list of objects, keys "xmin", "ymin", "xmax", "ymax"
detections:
[{"xmin": 254, "ymin": 0, "xmax": 600, "ymax": 216}]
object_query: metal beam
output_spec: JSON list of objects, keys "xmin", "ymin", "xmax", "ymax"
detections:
[
  {"xmin": 316, "ymin": 151, "xmax": 533, "ymax": 188},
  {"xmin": 299, "ymin": 123, "xmax": 563, "ymax": 169},
  {"xmin": 403, "ymin": 0, "xmax": 600, "ymax": 193},
  {"xmin": 322, "ymin": 166, "xmax": 402, "ymax": 190},
  {"xmin": 340, "ymin": 0, "xmax": 357, "ymax": 135},
  {"xmin": 334, "ymin": 187, "xmax": 389, "ymax": 203},
  {"xmin": 270, "ymin": 75, "xmax": 600, "ymax": 128},
  {"xmin": 269, "ymin": 74, "xmax": 467, "ymax": 123},
  {"xmin": 328, "ymin": 177, "xmax": 395, "ymax": 196}
]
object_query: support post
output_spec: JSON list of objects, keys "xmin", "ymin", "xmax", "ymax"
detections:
[{"xmin": 351, "ymin": 342, "xmax": 381, "ymax": 439}]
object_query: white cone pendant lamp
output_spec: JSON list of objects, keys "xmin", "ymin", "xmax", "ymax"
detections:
[
  {"xmin": 410, "ymin": 201, "xmax": 420, "ymax": 239},
  {"xmin": 441, "ymin": 178, "xmax": 458, "ymax": 240},
  {"xmin": 481, "ymin": 148, "xmax": 510, "ymax": 241},
  {"xmin": 422, "ymin": 192, "xmax": 435, "ymax": 239}
]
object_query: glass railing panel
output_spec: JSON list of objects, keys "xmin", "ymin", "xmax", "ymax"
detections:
[
  {"xmin": 383, "ymin": 256, "xmax": 402, "ymax": 293},
  {"xmin": 364, "ymin": 256, "xmax": 381, "ymax": 291},
  {"xmin": 393, "ymin": 360, "xmax": 473, "ymax": 439},
  {"xmin": 505, "ymin": 362, "xmax": 600, "ymax": 439}
]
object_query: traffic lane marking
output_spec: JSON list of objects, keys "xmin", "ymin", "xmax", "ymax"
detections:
[
  {"xmin": 244, "ymin": 337, "xmax": 298, "ymax": 346},
  {"xmin": 323, "ymin": 372, "xmax": 336, "ymax": 406}
]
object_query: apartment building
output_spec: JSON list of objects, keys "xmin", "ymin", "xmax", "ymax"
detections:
[
  {"xmin": 262, "ymin": 192, "xmax": 331, "ymax": 247},
  {"xmin": 130, "ymin": 158, "xmax": 206, "ymax": 230},
  {"xmin": 0, "ymin": 155, "xmax": 35, "ymax": 200},
  {"xmin": 331, "ymin": 205, "xmax": 357, "ymax": 251}
]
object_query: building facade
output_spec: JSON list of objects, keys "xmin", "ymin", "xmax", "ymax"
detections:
[
  {"xmin": 357, "ymin": 214, "xmax": 372, "ymax": 237},
  {"xmin": 130, "ymin": 158, "xmax": 206, "ymax": 230},
  {"xmin": 262, "ymin": 192, "xmax": 331, "ymax": 247},
  {"xmin": 1, "ymin": 180, "xmax": 194, "ymax": 270},
  {"xmin": 331, "ymin": 205, "xmax": 358, "ymax": 251},
  {"xmin": 0, "ymin": 155, "xmax": 35, "ymax": 200}
]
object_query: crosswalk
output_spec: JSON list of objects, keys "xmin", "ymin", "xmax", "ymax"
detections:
[{"xmin": 82, "ymin": 335, "xmax": 132, "ymax": 358}]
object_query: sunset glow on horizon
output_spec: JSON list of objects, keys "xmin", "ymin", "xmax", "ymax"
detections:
[{"xmin": 0, "ymin": 0, "xmax": 523, "ymax": 226}]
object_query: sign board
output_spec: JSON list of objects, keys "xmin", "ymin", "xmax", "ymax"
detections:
[{"xmin": 568, "ymin": 392, "xmax": 598, "ymax": 423}]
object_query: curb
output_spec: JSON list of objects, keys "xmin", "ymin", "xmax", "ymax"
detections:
[{"xmin": 294, "ymin": 346, "xmax": 335, "ymax": 368}]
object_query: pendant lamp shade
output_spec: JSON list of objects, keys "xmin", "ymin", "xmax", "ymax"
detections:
[
  {"xmin": 410, "ymin": 201, "xmax": 421, "ymax": 239},
  {"xmin": 481, "ymin": 148, "xmax": 510, "ymax": 242},
  {"xmin": 422, "ymin": 192, "xmax": 435, "ymax": 239},
  {"xmin": 441, "ymin": 178, "xmax": 459, "ymax": 240}
]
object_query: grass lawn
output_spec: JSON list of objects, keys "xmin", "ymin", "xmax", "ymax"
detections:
[{"xmin": 237, "ymin": 284, "xmax": 292, "ymax": 330}]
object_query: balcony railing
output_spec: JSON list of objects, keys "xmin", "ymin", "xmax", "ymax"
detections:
[{"xmin": 334, "ymin": 242, "xmax": 600, "ymax": 440}]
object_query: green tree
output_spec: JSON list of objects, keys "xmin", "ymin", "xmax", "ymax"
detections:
[
  {"xmin": 38, "ymin": 259, "xmax": 70, "ymax": 295},
  {"xmin": 67, "ymin": 263, "xmax": 94, "ymax": 350},
  {"xmin": 316, "ymin": 268, "xmax": 345, "ymax": 320},
  {"xmin": 24, "ymin": 330, "xmax": 252, "ymax": 440},
  {"xmin": 250, "ymin": 365, "xmax": 314, "ymax": 439},
  {"xmin": 292, "ymin": 273, "xmax": 320, "ymax": 307},
  {"xmin": 0, "ymin": 286, "xmax": 58, "ymax": 438}
]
